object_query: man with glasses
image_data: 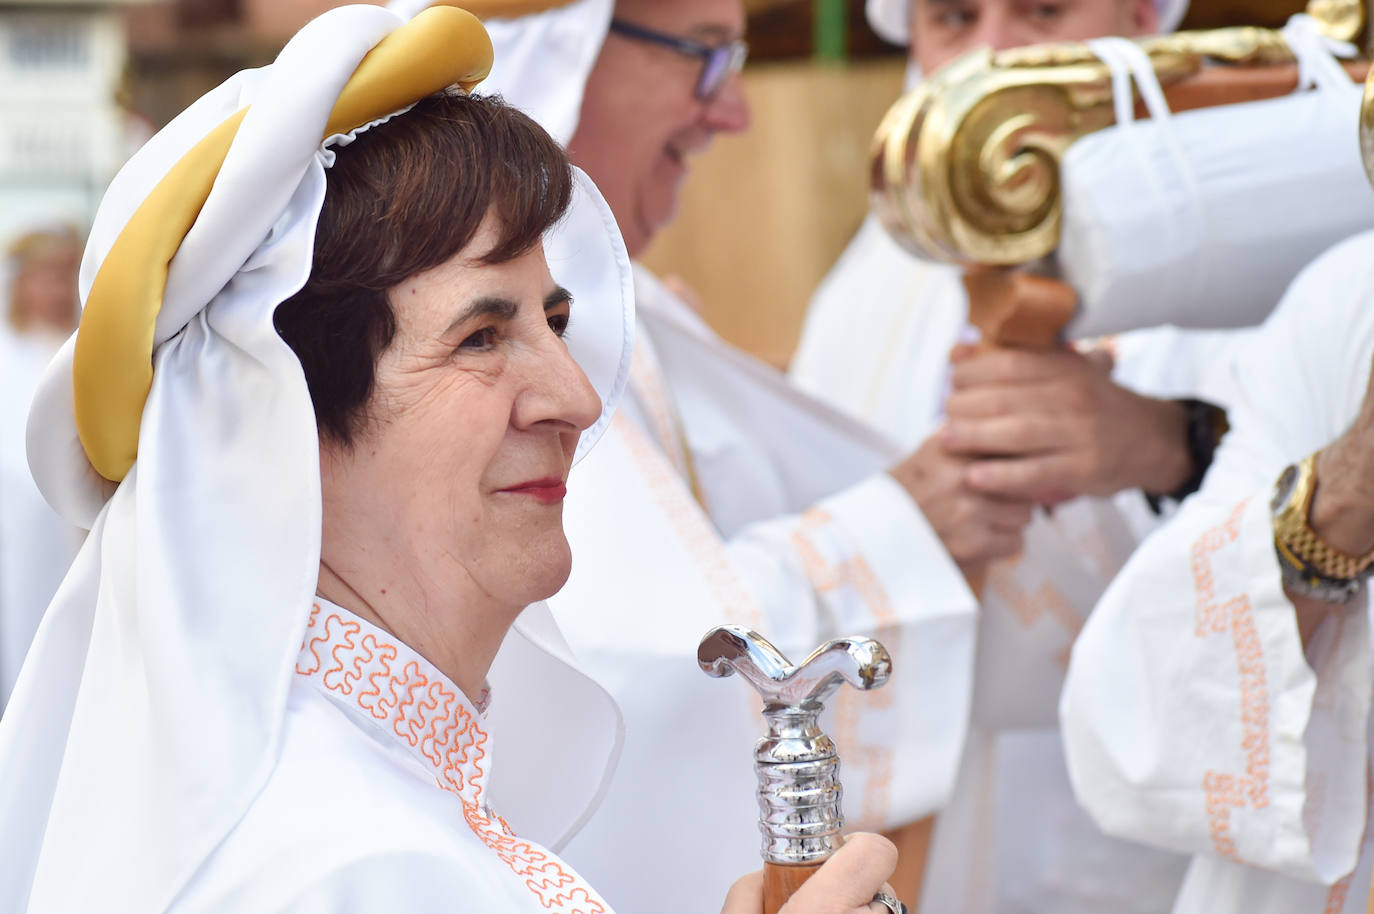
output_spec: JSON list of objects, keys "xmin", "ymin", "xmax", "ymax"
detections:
[{"xmin": 568, "ymin": 4, "xmax": 751, "ymax": 257}]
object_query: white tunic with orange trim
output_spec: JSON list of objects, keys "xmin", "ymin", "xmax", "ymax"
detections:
[
  {"xmin": 173, "ymin": 599, "xmax": 615, "ymax": 914},
  {"xmin": 1061, "ymin": 231, "xmax": 1374, "ymax": 914},
  {"xmin": 788, "ymin": 216, "xmax": 1249, "ymax": 914},
  {"xmin": 544, "ymin": 266, "xmax": 979, "ymax": 914}
]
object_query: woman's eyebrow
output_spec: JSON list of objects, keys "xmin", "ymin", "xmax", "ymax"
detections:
[
  {"xmin": 444, "ymin": 296, "xmax": 518, "ymax": 336},
  {"xmin": 545, "ymin": 285, "xmax": 573, "ymax": 311}
]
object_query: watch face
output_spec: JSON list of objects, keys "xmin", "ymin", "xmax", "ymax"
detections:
[{"xmin": 1272, "ymin": 463, "xmax": 1299, "ymax": 514}]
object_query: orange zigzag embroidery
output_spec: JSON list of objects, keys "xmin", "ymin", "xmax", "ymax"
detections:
[
  {"xmin": 297, "ymin": 603, "xmax": 608, "ymax": 913},
  {"xmin": 1190, "ymin": 499, "xmax": 1271, "ymax": 860}
]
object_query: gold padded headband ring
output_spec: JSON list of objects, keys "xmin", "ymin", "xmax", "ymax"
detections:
[
  {"xmin": 74, "ymin": 6, "xmax": 493, "ymax": 482},
  {"xmin": 432, "ymin": 0, "xmax": 580, "ymax": 16}
]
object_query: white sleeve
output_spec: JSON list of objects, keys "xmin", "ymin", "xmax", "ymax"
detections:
[
  {"xmin": 725, "ymin": 473, "xmax": 973, "ymax": 651},
  {"xmin": 277, "ymin": 851, "xmax": 499, "ymax": 913},
  {"xmin": 1061, "ymin": 233, "xmax": 1374, "ymax": 885},
  {"xmin": 724, "ymin": 472, "xmax": 979, "ymax": 828}
]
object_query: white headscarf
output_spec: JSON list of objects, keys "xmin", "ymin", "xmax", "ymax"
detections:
[
  {"xmin": 0, "ymin": 5, "xmax": 633, "ymax": 912},
  {"xmin": 866, "ymin": 0, "xmax": 1191, "ymax": 46},
  {"xmin": 391, "ymin": 0, "xmax": 613, "ymax": 145}
]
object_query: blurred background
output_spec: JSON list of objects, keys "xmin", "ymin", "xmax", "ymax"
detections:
[{"xmin": 1, "ymin": 0, "xmax": 1307, "ymax": 367}]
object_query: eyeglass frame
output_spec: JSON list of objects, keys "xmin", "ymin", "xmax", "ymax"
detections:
[{"xmin": 608, "ymin": 18, "xmax": 749, "ymax": 101}]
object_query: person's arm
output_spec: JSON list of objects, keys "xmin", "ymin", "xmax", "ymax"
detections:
[
  {"xmin": 1061, "ymin": 237, "xmax": 1374, "ymax": 885},
  {"xmin": 1289, "ymin": 383, "xmax": 1374, "ymax": 645}
]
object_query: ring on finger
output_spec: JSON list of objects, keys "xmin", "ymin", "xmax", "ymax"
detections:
[{"xmin": 870, "ymin": 891, "xmax": 909, "ymax": 914}]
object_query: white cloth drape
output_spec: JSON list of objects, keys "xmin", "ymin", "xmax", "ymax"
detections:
[
  {"xmin": 1059, "ymin": 56, "xmax": 1374, "ymax": 339},
  {"xmin": 1062, "ymin": 230, "xmax": 1374, "ymax": 914}
]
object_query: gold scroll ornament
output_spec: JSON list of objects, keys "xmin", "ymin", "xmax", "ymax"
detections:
[{"xmin": 870, "ymin": 0, "xmax": 1366, "ymax": 271}]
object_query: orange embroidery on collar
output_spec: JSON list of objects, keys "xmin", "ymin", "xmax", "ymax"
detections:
[{"xmin": 296, "ymin": 603, "xmax": 608, "ymax": 914}]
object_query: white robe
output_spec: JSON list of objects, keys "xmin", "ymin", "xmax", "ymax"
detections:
[
  {"xmin": 171, "ymin": 598, "xmax": 617, "ymax": 913},
  {"xmin": 1061, "ymin": 230, "xmax": 1374, "ymax": 914},
  {"xmin": 0, "ymin": 326, "xmax": 80, "ymax": 712},
  {"xmin": 546, "ymin": 266, "xmax": 979, "ymax": 914},
  {"xmin": 789, "ymin": 216, "xmax": 1246, "ymax": 913}
]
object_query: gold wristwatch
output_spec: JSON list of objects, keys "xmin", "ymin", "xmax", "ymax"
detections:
[{"xmin": 1271, "ymin": 452, "xmax": 1374, "ymax": 603}]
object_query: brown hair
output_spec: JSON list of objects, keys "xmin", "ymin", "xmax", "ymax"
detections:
[{"xmin": 273, "ymin": 90, "xmax": 574, "ymax": 445}]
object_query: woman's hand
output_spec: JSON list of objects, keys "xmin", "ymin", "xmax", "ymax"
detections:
[{"xmin": 720, "ymin": 833, "xmax": 899, "ymax": 914}]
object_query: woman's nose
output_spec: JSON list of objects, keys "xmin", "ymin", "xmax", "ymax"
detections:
[{"xmin": 516, "ymin": 335, "xmax": 604, "ymax": 433}]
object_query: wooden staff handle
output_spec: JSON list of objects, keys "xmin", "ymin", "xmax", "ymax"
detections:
[
  {"xmin": 1153, "ymin": 61, "xmax": 1369, "ymax": 119},
  {"xmin": 762, "ymin": 818, "xmax": 934, "ymax": 913},
  {"xmin": 961, "ymin": 267, "xmax": 1078, "ymax": 352},
  {"xmin": 763, "ymin": 861, "xmax": 822, "ymax": 914}
]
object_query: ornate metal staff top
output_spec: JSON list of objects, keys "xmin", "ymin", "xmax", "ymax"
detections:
[{"xmin": 697, "ymin": 625, "xmax": 892, "ymax": 867}]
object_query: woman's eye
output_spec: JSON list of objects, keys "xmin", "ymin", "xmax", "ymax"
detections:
[
  {"xmin": 548, "ymin": 312, "xmax": 570, "ymax": 338},
  {"xmin": 1029, "ymin": 3, "xmax": 1062, "ymax": 21},
  {"xmin": 457, "ymin": 327, "xmax": 497, "ymax": 351}
]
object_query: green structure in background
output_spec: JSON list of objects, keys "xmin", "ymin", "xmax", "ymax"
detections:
[{"xmin": 813, "ymin": 0, "xmax": 847, "ymax": 60}]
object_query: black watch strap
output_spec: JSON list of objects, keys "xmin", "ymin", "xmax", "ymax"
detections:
[{"xmin": 1145, "ymin": 398, "xmax": 1230, "ymax": 515}]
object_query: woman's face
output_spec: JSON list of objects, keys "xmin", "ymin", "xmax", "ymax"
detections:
[{"xmin": 319, "ymin": 215, "xmax": 603, "ymax": 612}]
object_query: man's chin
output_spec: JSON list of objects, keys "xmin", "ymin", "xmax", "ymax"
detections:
[{"xmin": 629, "ymin": 201, "xmax": 681, "ymax": 256}]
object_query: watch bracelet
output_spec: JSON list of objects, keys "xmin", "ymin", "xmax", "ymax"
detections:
[
  {"xmin": 1275, "ymin": 535, "xmax": 1368, "ymax": 604},
  {"xmin": 1274, "ymin": 451, "xmax": 1374, "ymax": 579}
]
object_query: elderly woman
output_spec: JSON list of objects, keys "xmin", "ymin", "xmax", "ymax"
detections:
[{"xmin": 0, "ymin": 5, "xmax": 893, "ymax": 913}]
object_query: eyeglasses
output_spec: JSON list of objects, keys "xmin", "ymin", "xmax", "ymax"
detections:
[{"xmin": 608, "ymin": 19, "xmax": 749, "ymax": 101}]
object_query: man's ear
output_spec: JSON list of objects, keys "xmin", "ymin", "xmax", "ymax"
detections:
[{"xmin": 1126, "ymin": 0, "xmax": 1161, "ymax": 35}]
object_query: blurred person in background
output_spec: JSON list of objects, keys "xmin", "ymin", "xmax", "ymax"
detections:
[
  {"xmin": 0, "ymin": 225, "xmax": 83, "ymax": 713},
  {"xmin": 786, "ymin": 0, "xmax": 1249, "ymax": 911}
]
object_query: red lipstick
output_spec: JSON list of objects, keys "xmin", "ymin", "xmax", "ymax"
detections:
[{"xmin": 498, "ymin": 477, "xmax": 567, "ymax": 505}]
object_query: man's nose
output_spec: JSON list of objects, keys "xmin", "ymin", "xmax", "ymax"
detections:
[
  {"xmin": 702, "ymin": 72, "xmax": 751, "ymax": 134},
  {"xmin": 970, "ymin": 9, "xmax": 1021, "ymax": 51}
]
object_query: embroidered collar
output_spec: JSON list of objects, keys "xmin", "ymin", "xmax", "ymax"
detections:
[
  {"xmin": 294, "ymin": 600, "xmax": 613, "ymax": 914},
  {"xmin": 295, "ymin": 600, "xmax": 492, "ymax": 804}
]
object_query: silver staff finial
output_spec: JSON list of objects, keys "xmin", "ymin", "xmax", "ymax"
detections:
[{"xmin": 698, "ymin": 625, "xmax": 892, "ymax": 865}]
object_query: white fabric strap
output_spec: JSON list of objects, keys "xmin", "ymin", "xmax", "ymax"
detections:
[
  {"xmin": 1282, "ymin": 13, "xmax": 1357, "ymax": 93},
  {"xmin": 1085, "ymin": 36, "xmax": 1199, "ymax": 200},
  {"xmin": 1084, "ymin": 36, "xmax": 1204, "ymax": 306}
]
